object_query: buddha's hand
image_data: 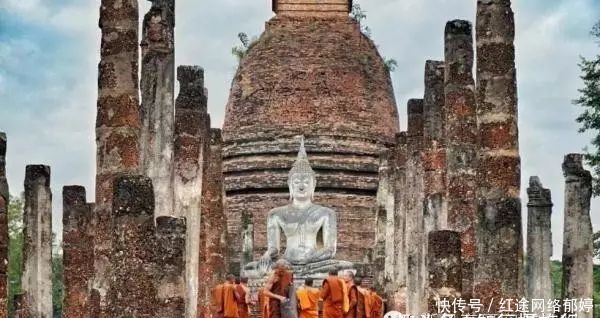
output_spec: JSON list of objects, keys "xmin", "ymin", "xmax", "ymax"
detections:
[
  {"xmin": 258, "ymin": 254, "xmax": 272, "ymax": 273},
  {"xmin": 307, "ymin": 249, "xmax": 333, "ymax": 262}
]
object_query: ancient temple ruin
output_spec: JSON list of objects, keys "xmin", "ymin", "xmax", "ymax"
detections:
[{"xmin": 0, "ymin": 0, "xmax": 596, "ymax": 317}]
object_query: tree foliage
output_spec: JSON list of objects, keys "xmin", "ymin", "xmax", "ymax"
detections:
[
  {"xmin": 8, "ymin": 195, "xmax": 23, "ymax": 317},
  {"xmin": 231, "ymin": 32, "xmax": 258, "ymax": 63},
  {"xmin": 574, "ymin": 21, "xmax": 600, "ymax": 195}
]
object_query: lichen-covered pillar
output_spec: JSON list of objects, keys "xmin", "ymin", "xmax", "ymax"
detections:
[
  {"xmin": 444, "ymin": 20, "xmax": 478, "ymax": 300},
  {"xmin": 155, "ymin": 216, "xmax": 186, "ymax": 318},
  {"xmin": 140, "ymin": 0, "xmax": 176, "ymax": 219},
  {"xmin": 108, "ymin": 175, "xmax": 157, "ymax": 317},
  {"xmin": 391, "ymin": 132, "xmax": 408, "ymax": 313},
  {"xmin": 197, "ymin": 129, "xmax": 228, "ymax": 318},
  {"xmin": 427, "ymin": 230, "xmax": 461, "ymax": 314},
  {"xmin": 374, "ymin": 150, "xmax": 395, "ymax": 296},
  {"xmin": 63, "ymin": 186, "xmax": 94, "ymax": 318},
  {"xmin": 22, "ymin": 165, "xmax": 53, "ymax": 318},
  {"xmin": 474, "ymin": 0, "xmax": 523, "ymax": 304},
  {"xmin": 423, "ymin": 61, "xmax": 447, "ymax": 233},
  {"xmin": 0, "ymin": 132, "xmax": 8, "ymax": 317},
  {"xmin": 406, "ymin": 99, "xmax": 426, "ymax": 315},
  {"xmin": 174, "ymin": 65, "xmax": 210, "ymax": 318},
  {"xmin": 525, "ymin": 177, "xmax": 552, "ymax": 308},
  {"xmin": 94, "ymin": 0, "xmax": 141, "ymax": 314},
  {"xmin": 562, "ymin": 154, "xmax": 593, "ymax": 318}
]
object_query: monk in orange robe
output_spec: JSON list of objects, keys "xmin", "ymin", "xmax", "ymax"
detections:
[
  {"xmin": 258, "ymin": 288, "xmax": 270, "ymax": 318},
  {"xmin": 342, "ymin": 271, "xmax": 358, "ymax": 318},
  {"xmin": 263, "ymin": 259, "xmax": 294, "ymax": 318},
  {"xmin": 320, "ymin": 270, "xmax": 346, "ymax": 318},
  {"xmin": 357, "ymin": 283, "xmax": 371, "ymax": 318},
  {"xmin": 236, "ymin": 277, "xmax": 251, "ymax": 318},
  {"xmin": 214, "ymin": 283, "xmax": 225, "ymax": 318},
  {"xmin": 368, "ymin": 288, "xmax": 384, "ymax": 318},
  {"xmin": 296, "ymin": 278, "xmax": 321, "ymax": 318},
  {"xmin": 223, "ymin": 274, "xmax": 242, "ymax": 318},
  {"xmin": 354, "ymin": 278, "xmax": 367, "ymax": 318}
]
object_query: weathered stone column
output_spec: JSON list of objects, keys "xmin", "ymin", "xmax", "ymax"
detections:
[
  {"xmin": 562, "ymin": 154, "xmax": 593, "ymax": 318},
  {"xmin": 63, "ymin": 186, "xmax": 94, "ymax": 318},
  {"xmin": 13, "ymin": 294, "xmax": 24, "ymax": 318},
  {"xmin": 22, "ymin": 165, "xmax": 53, "ymax": 318},
  {"xmin": 155, "ymin": 216, "xmax": 186, "ymax": 318},
  {"xmin": 475, "ymin": 0, "xmax": 523, "ymax": 304},
  {"xmin": 423, "ymin": 61, "xmax": 447, "ymax": 232},
  {"xmin": 140, "ymin": 0, "xmax": 176, "ymax": 219},
  {"xmin": 173, "ymin": 65, "xmax": 210, "ymax": 318},
  {"xmin": 94, "ymin": 0, "xmax": 141, "ymax": 314},
  {"xmin": 525, "ymin": 177, "xmax": 552, "ymax": 309},
  {"xmin": 428, "ymin": 230, "xmax": 462, "ymax": 316},
  {"xmin": 108, "ymin": 175, "xmax": 157, "ymax": 317},
  {"xmin": 197, "ymin": 129, "xmax": 228, "ymax": 318},
  {"xmin": 391, "ymin": 132, "xmax": 407, "ymax": 313},
  {"xmin": 406, "ymin": 99, "xmax": 426, "ymax": 315},
  {"xmin": 374, "ymin": 150, "xmax": 395, "ymax": 296},
  {"xmin": 0, "ymin": 132, "xmax": 8, "ymax": 317},
  {"xmin": 444, "ymin": 20, "xmax": 478, "ymax": 300}
]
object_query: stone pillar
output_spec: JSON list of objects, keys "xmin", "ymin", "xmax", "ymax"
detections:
[
  {"xmin": 391, "ymin": 132, "xmax": 407, "ymax": 312},
  {"xmin": 22, "ymin": 165, "xmax": 53, "ymax": 318},
  {"xmin": 94, "ymin": 0, "xmax": 141, "ymax": 314},
  {"xmin": 155, "ymin": 216, "xmax": 186, "ymax": 318},
  {"xmin": 140, "ymin": 0, "xmax": 176, "ymax": 219},
  {"xmin": 423, "ymin": 61, "xmax": 446, "ymax": 232},
  {"xmin": 561, "ymin": 154, "xmax": 593, "ymax": 318},
  {"xmin": 13, "ymin": 294, "xmax": 23, "ymax": 318},
  {"xmin": 444, "ymin": 20, "xmax": 478, "ymax": 300},
  {"xmin": 197, "ymin": 129, "xmax": 228, "ymax": 318},
  {"xmin": 525, "ymin": 177, "xmax": 552, "ymax": 309},
  {"xmin": 475, "ymin": 0, "xmax": 523, "ymax": 304},
  {"xmin": 174, "ymin": 65, "xmax": 210, "ymax": 318},
  {"xmin": 63, "ymin": 186, "xmax": 94, "ymax": 318},
  {"xmin": 0, "ymin": 132, "xmax": 7, "ymax": 317},
  {"xmin": 108, "ymin": 175, "xmax": 157, "ymax": 317},
  {"xmin": 406, "ymin": 99, "xmax": 426, "ymax": 315},
  {"xmin": 374, "ymin": 150, "xmax": 395, "ymax": 296},
  {"xmin": 427, "ymin": 230, "xmax": 461, "ymax": 315}
]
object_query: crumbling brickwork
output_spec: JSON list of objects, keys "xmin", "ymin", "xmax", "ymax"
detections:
[
  {"xmin": 174, "ymin": 65, "xmax": 210, "ymax": 318},
  {"xmin": 561, "ymin": 154, "xmax": 593, "ymax": 318},
  {"xmin": 272, "ymin": 0, "xmax": 351, "ymax": 17},
  {"xmin": 94, "ymin": 0, "xmax": 141, "ymax": 314},
  {"xmin": 22, "ymin": 165, "xmax": 53, "ymax": 318},
  {"xmin": 390, "ymin": 132, "xmax": 407, "ymax": 313},
  {"xmin": 198, "ymin": 129, "xmax": 228, "ymax": 318},
  {"xmin": 444, "ymin": 20, "xmax": 478, "ymax": 300},
  {"xmin": 427, "ymin": 231, "xmax": 462, "ymax": 314},
  {"xmin": 525, "ymin": 177, "xmax": 552, "ymax": 311},
  {"xmin": 222, "ymin": 12, "xmax": 399, "ymax": 269},
  {"xmin": 474, "ymin": 0, "xmax": 523, "ymax": 305},
  {"xmin": 373, "ymin": 150, "xmax": 395, "ymax": 297},
  {"xmin": 0, "ymin": 132, "xmax": 7, "ymax": 318},
  {"xmin": 140, "ymin": 0, "xmax": 176, "ymax": 219},
  {"xmin": 63, "ymin": 186, "xmax": 94, "ymax": 318},
  {"xmin": 155, "ymin": 216, "xmax": 186, "ymax": 318}
]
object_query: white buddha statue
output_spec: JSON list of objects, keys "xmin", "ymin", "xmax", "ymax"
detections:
[{"xmin": 243, "ymin": 137, "xmax": 353, "ymax": 277}]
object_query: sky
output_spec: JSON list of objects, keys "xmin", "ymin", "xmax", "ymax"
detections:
[{"xmin": 0, "ymin": 0, "xmax": 598, "ymax": 260}]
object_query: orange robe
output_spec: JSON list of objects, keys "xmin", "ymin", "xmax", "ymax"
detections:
[
  {"xmin": 369, "ymin": 292, "xmax": 384, "ymax": 318},
  {"xmin": 214, "ymin": 284, "xmax": 225, "ymax": 318},
  {"xmin": 258, "ymin": 289, "xmax": 270, "ymax": 318},
  {"xmin": 358, "ymin": 288, "xmax": 371, "ymax": 318},
  {"xmin": 236, "ymin": 284, "xmax": 249, "ymax": 318},
  {"xmin": 344, "ymin": 284, "xmax": 358, "ymax": 318},
  {"xmin": 223, "ymin": 282, "xmax": 239, "ymax": 318},
  {"xmin": 297, "ymin": 286, "xmax": 320, "ymax": 318},
  {"xmin": 320, "ymin": 277, "xmax": 345, "ymax": 318},
  {"xmin": 356, "ymin": 288, "xmax": 367, "ymax": 318},
  {"xmin": 268, "ymin": 268, "xmax": 294, "ymax": 318}
]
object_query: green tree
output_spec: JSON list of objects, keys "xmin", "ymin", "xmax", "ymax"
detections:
[
  {"xmin": 574, "ymin": 21, "xmax": 600, "ymax": 195},
  {"xmin": 231, "ymin": 32, "xmax": 258, "ymax": 63},
  {"xmin": 7, "ymin": 195, "xmax": 23, "ymax": 317}
]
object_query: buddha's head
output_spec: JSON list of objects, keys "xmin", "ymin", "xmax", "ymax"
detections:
[{"xmin": 288, "ymin": 137, "xmax": 316, "ymax": 203}]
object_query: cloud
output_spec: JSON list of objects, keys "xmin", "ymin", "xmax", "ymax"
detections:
[{"xmin": 1, "ymin": 0, "xmax": 599, "ymax": 261}]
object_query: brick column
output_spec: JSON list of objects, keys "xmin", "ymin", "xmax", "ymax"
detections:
[
  {"xmin": 140, "ymin": 0, "xmax": 176, "ymax": 218},
  {"xmin": 22, "ymin": 165, "xmax": 53, "ymax": 318},
  {"xmin": 561, "ymin": 154, "xmax": 593, "ymax": 318},
  {"xmin": 155, "ymin": 216, "xmax": 186, "ymax": 317},
  {"xmin": 474, "ymin": 0, "xmax": 523, "ymax": 304},
  {"xmin": 428, "ymin": 230, "xmax": 461, "ymax": 315},
  {"xmin": 525, "ymin": 177, "xmax": 553, "ymax": 313},
  {"xmin": 94, "ymin": 0, "xmax": 141, "ymax": 314},
  {"xmin": 444, "ymin": 20, "xmax": 478, "ymax": 300},
  {"xmin": 63, "ymin": 186, "xmax": 94, "ymax": 318},
  {"xmin": 391, "ymin": 132, "xmax": 407, "ymax": 313},
  {"xmin": 374, "ymin": 150, "xmax": 395, "ymax": 296},
  {"xmin": 406, "ymin": 99, "xmax": 426, "ymax": 315},
  {"xmin": 174, "ymin": 65, "xmax": 210, "ymax": 318}
]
